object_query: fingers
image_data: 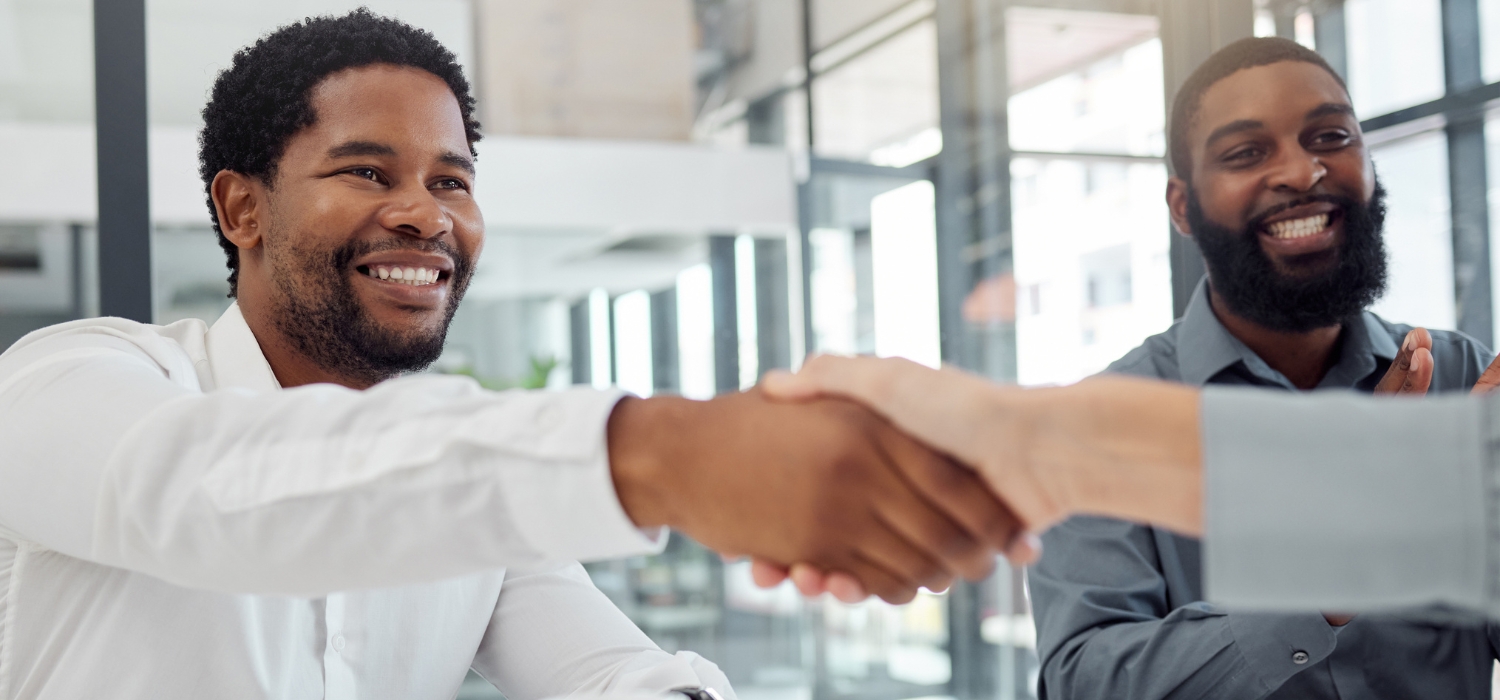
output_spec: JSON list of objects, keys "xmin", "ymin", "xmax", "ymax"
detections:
[
  {"xmin": 751, "ymin": 558, "xmax": 791, "ymax": 588},
  {"xmin": 1375, "ymin": 328, "xmax": 1432, "ymax": 394},
  {"xmin": 1006, "ymin": 533, "xmax": 1044, "ymax": 565},
  {"xmin": 874, "ymin": 425, "xmax": 1014, "ymax": 581},
  {"xmin": 1399, "ymin": 347, "xmax": 1432, "ymax": 394},
  {"xmin": 788, "ymin": 563, "xmax": 829, "ymax": 597},
  {"xmin": 1475, "ymin": 352, "xmax": 1500, "ymax": 395},
  {"xmin": 825, "ymin": 572, "xmax": 868, "ymax": 603},
  {"xmin": 849, "ymin": 515, "xmax": 953, "ymax": 593},
  {"xmin": 842, "ymin": 553, "xmax": 923, "ymax": 604}
]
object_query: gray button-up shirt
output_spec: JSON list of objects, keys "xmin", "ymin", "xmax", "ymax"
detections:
[{"xmin": 1029, "ymin": 279, "xmax": 1498, "ymax": 700}]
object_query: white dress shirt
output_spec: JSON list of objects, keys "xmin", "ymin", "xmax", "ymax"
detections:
[{"xmin": 0, "ymin": 304, "xmax": 733, "ymax": 699}]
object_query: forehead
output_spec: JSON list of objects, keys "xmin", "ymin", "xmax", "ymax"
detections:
[
  {"xmin": 1191, "ymin": 61, "xmax": 1351, "ymax": 142},
  {"xmin": 295, "ymin": 64, "xmax": 467, "ymax": 153}
]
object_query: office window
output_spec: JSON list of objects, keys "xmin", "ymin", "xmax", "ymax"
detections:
[
  {"xmin": 0, "ymin": 0, "xmax": 96, "ymax": 350},
  {"xmin": 1006, "ymin": 9, "xmax": 1171, "ymax": 387},
  {"xmin": 812, "ymin": 18, "xmax": 940, "ymax": 165},
  {"xmin": 1344, "ymin": 0, "xmax": 1445, "ymax": 117},
  {"xmin": 1010, "ymin": 157, "xmax": 1171, "ymax": 385},
  {"xmin": 1006, "ymin": 8, "xmax": 1163, "ymax": 157},
  {"xmin": 1483, "ymin": 113, "xmax": 1500, "ymax": 335},
  {"xmin": 1368, "ymin": 130, "xmax": 1456, "ymax": 330},
  {"xmin": 1482, "ymin": 0, "xmax": 1500, "ymax": 84}
]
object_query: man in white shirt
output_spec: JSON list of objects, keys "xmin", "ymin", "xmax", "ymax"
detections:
[{"xmin": 0, "ymin": 10, "xmax": 1023, "ymax": 699}]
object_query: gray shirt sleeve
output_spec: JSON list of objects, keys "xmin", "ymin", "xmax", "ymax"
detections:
[
  {"xmin": 1202, "ymin": 387, "xmax": 1494, "ymax": 615},
  {"xmin": 1030, "ymin": 518, "xmax": 1336, "ymax": 700}
]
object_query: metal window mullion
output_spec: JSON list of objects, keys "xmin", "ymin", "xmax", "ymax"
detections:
[
  {"xmin": 93, "ymin": 0, "xmax": 152, "ymax": 323},
  {"xmin": 1443, "ymin": 0, "xmax": 1492, "ymax": 345}
]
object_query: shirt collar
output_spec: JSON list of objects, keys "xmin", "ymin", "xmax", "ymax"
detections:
[
  {"xmin": 205, "ymin": 302, "xmax": 282, "ymax": 392},
  {"xmin": 1176, "ymin": 278, "xmax": 1254, "ymax": 386},
  {"xmin": 1176, "ymin": 277, "xmax": 1397, "ymax": 389}
]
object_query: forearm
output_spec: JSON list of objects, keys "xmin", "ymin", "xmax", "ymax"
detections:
[
  {"xmin": 0, "ymin": 346, "xmax": 657, "ymax": 595},
  {"xmin": 998, "ymin": 376, "xmax": 1204, "ymax": 534},
  {"xmin": 477, "ymin": 561, "xmax": 736, "ymax": 700}
]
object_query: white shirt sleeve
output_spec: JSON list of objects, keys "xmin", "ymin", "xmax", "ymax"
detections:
[
  {"xmin": 1201, "ymin": 386, "xmax": 1492, "ymax": 614},
  {"xmin": 0, "ymin": 322, "xmax": 663, "ymax": 596},
  {"xmin": 474, "ymin": 561, "xmax": 735, "ymax": 700}
]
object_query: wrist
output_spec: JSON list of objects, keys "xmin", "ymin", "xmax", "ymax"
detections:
[{"xmin": 607, "ymin": 396, "xmax": 692, "ymax": 529}]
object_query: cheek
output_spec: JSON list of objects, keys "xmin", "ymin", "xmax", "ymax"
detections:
[
  {"xmin": 1196, "ymin": 175, "xmax": 1261, "ymax": 226},
  {"xmin": 452, "ymin": 206, "xmax": 485, "ymax": 259}
]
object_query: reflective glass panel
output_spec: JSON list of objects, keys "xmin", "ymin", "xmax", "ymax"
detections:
[
  {"xmin": 1010, "ymin": 157, "xmax": 1172, "ymax": 386},
  {"xmin": 0, "ymin": 0, "xmax": 95, "ymax": 350},
  {"xmin": 812, "ymin": 19, "xmax": 940, "ymax": 165},
  {"xmin": 1345, "ymin": 0, "xmax": 1445, "ymax": 117},
  {"xmin": 1368, "ymin": 130, "xmax": 1456, "ymax": 330},
  {"xmin": 1006, "ymin": 8, "xmax": 1163, "ymax": 157}
]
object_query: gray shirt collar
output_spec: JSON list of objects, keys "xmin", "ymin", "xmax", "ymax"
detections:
[{"xmin": 1176, "ymin": 277, "xmax": 1398, "ymax": 389}]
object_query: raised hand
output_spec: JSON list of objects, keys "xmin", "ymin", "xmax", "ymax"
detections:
[
  {"xmin": 1473, "ymin": 351, "xmax": 1500, "ymax": 395},
  {"xmin": 1373, "ymin": 328, "xmax": 1432, "ymax": 395},
  {"xmin": 607, "ymin": 389, "xmax": 1026, "ymax": 604}
]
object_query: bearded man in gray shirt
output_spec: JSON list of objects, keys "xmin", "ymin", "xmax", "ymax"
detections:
[{"xmin": 1026, "ymin": 38, "xmax": 1500, "ymax": 700}]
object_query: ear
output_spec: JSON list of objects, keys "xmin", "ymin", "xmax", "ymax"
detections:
[
  {"xmin": 1165, "ymin": 175, "xmax": 1193, "ymax": 239},
  {"xmin": 211, "ymin": 170, "xmax": 265, "ymax": 250}
]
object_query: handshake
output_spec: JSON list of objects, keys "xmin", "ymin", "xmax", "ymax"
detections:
[
  {"xmin": 606, "ymin": 353, "xmax": 1204, "ymax": 605},
  {"xmin": 609, "ymin": 328, "xmax": 1500, "ymax": 605}
]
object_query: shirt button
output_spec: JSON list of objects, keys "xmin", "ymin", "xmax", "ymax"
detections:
[
  {"xmin": 332, "ymin": 635, "xmax": 346, "ymax": 653},
  {"xmin": 1291, "ymin": 650, "xmax": 1309, "ymax": 665}
]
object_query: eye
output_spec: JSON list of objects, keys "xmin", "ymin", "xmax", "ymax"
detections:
[
  {"xmin": 1309, "ymin": 130, "xmax": 1353, "ymax": 150},
  {"xmin": 345, "ymin": 167, "xmax": 384, "ymax": 183},
  {"xmin": 433, "ymin": 177, "xmax": 470, "ymax": 192},
  {"xmin": 1223, "ymin": 146, "xmax": 1263, "ymax": 164}
]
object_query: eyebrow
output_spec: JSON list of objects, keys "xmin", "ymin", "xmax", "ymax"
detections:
[
  {"xmin": 1203, "ymin": 119, "xmax": 1264, "ymax": 149},
  {"xmin": 1306, "ymin": 102, "xmax": 1356, "ymax": 120},
  {"xmin": 327, "ymin": 140, "xmax": 475, "ymax": 175},
  {"xmin": 327, "ymin": 140, "xmax": 396, "ymax": 159},
  {"xmin": 438, "ymin": 151, "xmax": 476, "ymax": 175}
]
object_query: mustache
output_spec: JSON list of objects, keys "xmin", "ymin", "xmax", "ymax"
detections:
[
  {"xmin": 1245, "ymin": 194, "xmax": 1359, "ymax": 235},
  {"xmin": 329, "ymin": 237, "xmax": 471, "ymax": 274}
]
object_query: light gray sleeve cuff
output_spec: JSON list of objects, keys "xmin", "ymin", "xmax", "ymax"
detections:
[{"xmin": 1201, "ymin": 387, "xmax": 1492, "ymax": 614}]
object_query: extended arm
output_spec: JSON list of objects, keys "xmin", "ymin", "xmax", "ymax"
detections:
[
  {"xmin": 763, "ymin": 355, "xmax": 1498, "ymax": 616},
  {"xmin": 0, "ymin": 326, "xmax": 651, "ymax": 596}
]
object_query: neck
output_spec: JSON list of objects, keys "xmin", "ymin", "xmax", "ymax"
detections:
[
  {"xmin": 1207, "ymin": 282, "xmax": 1343, "ymax": 390},
  {"xmin": 235, "ymin": 293, "xmax": 382, "ymax": 390}
]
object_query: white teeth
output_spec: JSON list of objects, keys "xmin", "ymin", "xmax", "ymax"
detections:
[
  {"xmin": 365, "ymin": 265, "xmax": 441, "ymax": 286},
  {"xmin": 1267, "ymin": 213, "xmax": 1330, "ymax": 240}
]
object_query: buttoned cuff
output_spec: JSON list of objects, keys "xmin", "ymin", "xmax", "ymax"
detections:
[
  {"xmin": 1202, "ymin": 387, "xmax": 1488, "ymax": 613},
  {"xmin": 1226, "ymin": 612, "xmax": 1336, "ymax": 687},
  {"xmin": 475, "ymin": 388, "xmax": 666, "ymax": 563}
]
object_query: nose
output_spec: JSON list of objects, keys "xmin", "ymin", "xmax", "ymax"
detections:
[
  {"xmin": 1266, "ymin": 145, "xmax": 1327, "ymax": 193},
  {"xmin": 379, "ymin": 182, "xmax": 451, "ymax": 239}
]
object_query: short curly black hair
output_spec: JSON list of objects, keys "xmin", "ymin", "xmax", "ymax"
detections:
[
  {"xmin": 199, "ymin": 7, "xmax": 482, "ymax": 297},
  {"xmin": 1169, "ymin": 37, "xmax": 1346, "ymax": 181}
]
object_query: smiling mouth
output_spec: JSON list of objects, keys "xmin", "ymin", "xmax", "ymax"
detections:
[
  {"xmin": 356, "ymin": 264, "xmax": 448, "ymax": 287},
  {"xmin": 1263, "ymin": 212, "xmax": 1335, "ymax": 240}
]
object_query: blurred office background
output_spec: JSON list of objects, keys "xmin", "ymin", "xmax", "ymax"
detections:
[{"xmin": 0, "ymin": 0, "xmax": 1494, "ymax": 698}]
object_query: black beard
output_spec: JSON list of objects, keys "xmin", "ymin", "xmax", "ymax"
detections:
[
  {"xmin": 270, "ymin": 236, "xmax": 474, "ymax": 386},
  {"xmin": 1188, "ymin": 180, "xmax": 1389, "ymax": 333}
]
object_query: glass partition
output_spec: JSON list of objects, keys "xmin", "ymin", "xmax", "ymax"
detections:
[
  {"xmin": 0, "ymin": 0, "xmax": 95, "ymax": 350},
  {"xmin": 1344, "ymin": 0, "xmax": 1445, "ymax": 117},
  {"xmin": 1367, "ymin": 129, "xmax": 1456, "ymax": 330}
]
